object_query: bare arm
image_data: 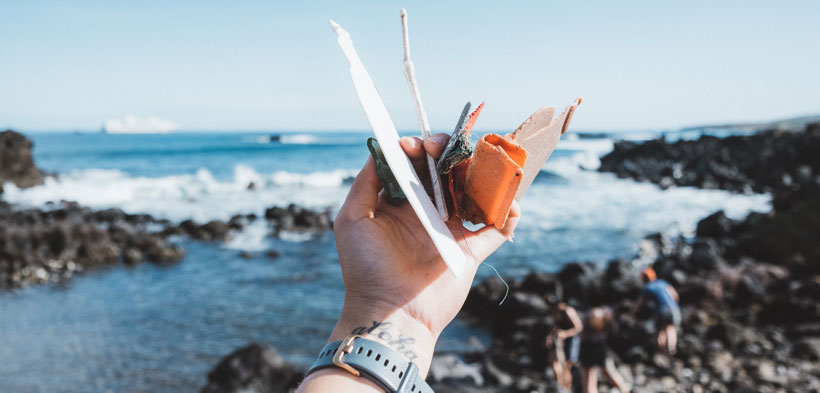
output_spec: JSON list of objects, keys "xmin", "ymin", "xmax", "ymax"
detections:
[
  {"xmin": 557, "ymin": 306, "xmax": 583, "ymax": 338},
  {"xmin": 666, "ymin": 285, "xmax": 679, "ymax": 303}
]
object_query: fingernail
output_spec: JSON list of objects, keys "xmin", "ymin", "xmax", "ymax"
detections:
[{"xmin": 429, "ymin": 133, "xmax": 449, "ymax": 145}]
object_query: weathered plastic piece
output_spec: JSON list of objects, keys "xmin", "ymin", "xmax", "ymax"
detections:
[
  {"xmin": 462, "ymin": 134, "xmax": 527, "ymax": 229},
  {"xmin": 437, "ymin": 102, "xmax": 473, "ymax": 174},
  {"xmin": 366, "ymin": 137, "xmax": 407, "ymax": 205}
]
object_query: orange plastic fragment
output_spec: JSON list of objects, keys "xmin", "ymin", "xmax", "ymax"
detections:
[
  {"xmin": 462, "ymin": 134, "xmax": 527, "ymax": 228},
  {"xmin": 464, "ymin": 102, "xmax": 484, "ymax": 132}
]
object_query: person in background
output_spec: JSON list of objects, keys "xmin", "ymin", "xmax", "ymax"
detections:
[
  {"xmin": 630, "ymin": 267, "xmax": 681, "ymax": 355},
  {"xmin": 578, "ymin": 307, "xmax": 630, "ymax": 393},
  {"xmin": 296, "ymin": 134, "xmax": 520, "ymax": 392},
  {"xmin": 544, "ymin": 296, "xmax": 583, "ymax": 391}
]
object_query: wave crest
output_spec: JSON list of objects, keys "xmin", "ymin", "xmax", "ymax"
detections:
[{"xmin": 1, "ymin": 165, "xmax": 353, "ymax": 222}]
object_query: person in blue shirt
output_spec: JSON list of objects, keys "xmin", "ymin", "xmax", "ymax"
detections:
[{"xmin": 630, "ymin": 267, "xmax": 681, "ymax": 355}]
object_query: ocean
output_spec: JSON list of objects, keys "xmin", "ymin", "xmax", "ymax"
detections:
[{"xmin": 0, "ymin": 131, "xmax": 770, "ymax": 392}]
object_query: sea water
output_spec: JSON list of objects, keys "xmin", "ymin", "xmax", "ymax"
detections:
[{"xmin": 0, "ymin": 131, "xmax": 769, "ymax": 392}]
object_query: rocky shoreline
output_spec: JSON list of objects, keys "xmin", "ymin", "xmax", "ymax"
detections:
[
  {"xmin": 200, "ymin": 124, "xmax": 820, "ymax": 392},
  {"xmin": 0, "ymin": 130, "xmax": 334, "ymax": 289},
  {"xmin": 0, "ymin": 201, "xmax": 333, "ymax": 289}
]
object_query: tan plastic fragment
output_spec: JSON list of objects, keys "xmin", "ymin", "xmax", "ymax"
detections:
[{"xmin": 511, "ymin": 98, "xmax": 582, "ymax": 201}]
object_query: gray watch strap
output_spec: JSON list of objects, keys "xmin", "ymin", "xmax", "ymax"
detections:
[{"xmin": 307, "ymin": 337, "xmax": 434, "ymax": 393}]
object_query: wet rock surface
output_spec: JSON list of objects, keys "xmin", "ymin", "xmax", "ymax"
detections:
[
  {"xmin": 0, "ymin": 130, "xmax": 45, "ymax": 190},
  {"xmin": 264, "ymin": 204, "xmax": 333, "ymax": 235},
  {"xmin": 200, "ymin": 343, "xmax": 302, "ymax": 393},
  {"xmin": 599, "ymin": 122, "xmax": 820, "ymax": 194},
  {"xmin": 0, "ymin": 201, "xmax": 185, "ymax": 288},
  {"xmin": 0, "ymin": 199, "xmax": 332, "ymax": 289},
  {"xmin": 459, "ymin": 224, "xmax": 820, "ymax": 392}
]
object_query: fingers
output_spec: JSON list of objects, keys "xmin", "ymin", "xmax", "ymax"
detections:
[
  {"xmin": 463, "ymin": 201, "xmax": 521, "ymax": 262},
  {"xmin": 399, "ymin": 136, "xmax": 425, "ymax": 160},
  {"xmin": 400, "ymin": 137, "xmax": 429, "ymax": 186},
  {"xmin": 423, "ymin": 133, "xmax": 450, "ymax": 160},
  {"xmin": 337, "ymin": 157, "xmax": 381, "ymax": 223}
]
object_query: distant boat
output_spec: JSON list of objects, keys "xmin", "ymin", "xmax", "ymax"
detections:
[{"xmin": 103, "ymin": 115, "xmax": 178, "ymax": 134}]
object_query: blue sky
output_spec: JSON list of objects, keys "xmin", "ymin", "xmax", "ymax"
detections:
[{"xmin": 1, "ymin": 1, "xmax": 818, "ymax": 132}]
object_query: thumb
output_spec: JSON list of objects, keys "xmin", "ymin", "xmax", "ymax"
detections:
[
  {"xmin": 337, "ymin": 157, "xmax": 381, "ymax": 224},
  {"xmin": 462, "ymin": 201, "xmax": 521, "ymax": 262}
]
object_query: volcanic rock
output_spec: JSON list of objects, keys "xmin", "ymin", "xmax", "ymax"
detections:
[
  {"xmin": 0, "ymin": 130, "xmax": 44, "ymax": 190},
  {"xmin": 201, "ymin": 343, "xmax": 302, "ymax": 393}
]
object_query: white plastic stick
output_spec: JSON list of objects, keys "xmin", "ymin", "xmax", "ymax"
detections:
[
  {"xmin": 330, "ymin": 20, "xmax": 466, "ymax": 277},
  {"xmin": 400, "ymin": 9, "xmax": 448, "ymax": 220}
]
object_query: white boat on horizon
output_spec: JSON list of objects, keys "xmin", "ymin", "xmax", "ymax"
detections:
[{"xmin": 103, "ymin": 115, "xmax": 179, "ymax": 134}]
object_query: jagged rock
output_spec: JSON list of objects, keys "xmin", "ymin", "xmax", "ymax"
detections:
[
  {"xmin": 791, "ymin": 339, "xmax": 820, "ymax": 361},
  {"xmin": 264, "ymin": 204, "xmax": 332, "ymax": 234},
  {"xmin": 175, "ymin": 219, "xmax": 234, "ymax": 241},
  {"xmin": 557, "ymin": 262, "xmax": 603, "ymax": 306},
  {"xmin": 0, "ymin": 130, "xmax": 44, "ymax": 190},
  {"xmin": 599, "ymin": 123, "xmax": 820, "ymax": 194},
  {"xmin": 602, "ymin": 259, "xmax": 643, "ymax": 301},
  {"xmin": 696, "ymin": 210, "xmax": 734, "ymax": 239},
  {"xmin": 0, "ymin": 201, "xmax": 188, "ymax": 288},
  {"xmin": 429, "ymin": 354, "xmax": 484, "ymax": 387},
  {"xmin": 201, "ymin": 343, "xmax": 302, "ymax": 393}
]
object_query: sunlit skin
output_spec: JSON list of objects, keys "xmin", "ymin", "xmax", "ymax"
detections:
[{"xmin": 297, "ymin": 133, "xmax": 519, "ymax": 392}]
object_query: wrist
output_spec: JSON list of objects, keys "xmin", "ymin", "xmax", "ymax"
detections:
[{"xmin": 328, "ymin": 300, "xmax": 438, "ymax": 378}]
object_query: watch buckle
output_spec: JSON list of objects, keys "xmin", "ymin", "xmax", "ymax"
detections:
[{"xmin": 332, "ymin": 334, "xmax": 361, "ymax": 377}]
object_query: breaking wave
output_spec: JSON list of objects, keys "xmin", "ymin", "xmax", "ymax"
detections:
[{"xmin": 2, "ymin": 165, "xmax": 354, "ymax": 222}]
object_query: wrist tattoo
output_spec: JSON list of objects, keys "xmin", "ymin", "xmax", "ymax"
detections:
[{"xmin": 350, "ymin": 321, "xmax": 418, "ymax": 361}]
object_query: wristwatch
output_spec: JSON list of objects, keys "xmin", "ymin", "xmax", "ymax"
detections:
[{"xmin": 306, "ymin": 335, "xmax": 434, "ymax": 393}]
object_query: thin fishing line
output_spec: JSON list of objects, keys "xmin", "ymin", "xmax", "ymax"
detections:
[
  {"xmin": 481, "ymin": 260, "xmax": 509, "ymax": 305},
  {"xmin": 454, "ymin": 207, "xmax": 510, "ymax": 306}
]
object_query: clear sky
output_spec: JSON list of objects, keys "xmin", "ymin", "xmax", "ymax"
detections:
[{"xmin": 2, "ymin": 1, "xmax": 819, "ymax": 132}]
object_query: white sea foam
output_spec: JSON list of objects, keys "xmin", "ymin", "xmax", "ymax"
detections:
[
  {"xmin": 2, "ymin": 166, "xmax": 354, "ymax": 223},
  {"xmin": 523, "ymin": 153, "xmax": 771, "ymax": 238},
  {"xmin": 224, "ymin": 220, "xmax": 271, "ymax": 251},
  {"xmin": 280, "ymin": 134, "xmax": 319, "ymax": 144},
  {"xmin": 2, "ymin": 138, "xmax": 772, "ymax": 251}
]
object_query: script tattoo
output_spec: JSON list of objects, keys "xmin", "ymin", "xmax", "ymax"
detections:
[{"xmin": 350, "ymin": 321, "xmax": 418, "ymax": 361}]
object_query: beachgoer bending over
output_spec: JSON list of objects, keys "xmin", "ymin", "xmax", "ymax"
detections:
[
  {"xmin": 296, "ymin": 133, "xmax": 519, "ymax": 392},
  {"xmin": 578, "ymin": 307, "xmax": 630, "ymax": 393},
  {"xmin": 544, "ymin": 296, "xmax": 582, "ymax": 391},
  {"xmin": 630, "ymin": 267, "xmax": 680, "ymax": 355}
]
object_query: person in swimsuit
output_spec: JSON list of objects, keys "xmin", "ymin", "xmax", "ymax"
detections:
[
  {"xmin": 544, "ymin": 296, "xmax": 582, "ymax": 391},
  {"xmin": 630, "ymin": 267, "xmax": 681, "ymax": 355},
  {"xmin": 578, "ymin": 307, "xmax": 630, "ymax": 393}
]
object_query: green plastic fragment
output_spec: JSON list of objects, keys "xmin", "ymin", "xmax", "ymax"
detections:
[{"xmin": 366, "ymin": 137, "xmax": 407, "ymax": 206}]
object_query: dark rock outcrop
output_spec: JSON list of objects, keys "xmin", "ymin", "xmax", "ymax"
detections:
[
  {"xmin": 599, "ymin": 123, "xmax": 820, "ymax": 194},
  {"xmin": 0, "ymin": 200, "xmax": 333, "ymax": 289},
  {"xmin": 201, "ymin": 344, "xmax": 302, "ymax": 393},
  {"xmin": 264, "ymin": 204, "xmax": 332, "ymax": 235},
  {"xmin": 0, "ymin": 202, "xmax": 185, "ymax": 288},
  {"xmin": 0, "ymin": 130, "xmax": 44, "ymax": 190}
]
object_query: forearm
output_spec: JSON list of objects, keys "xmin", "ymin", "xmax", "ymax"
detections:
[{"xmin": 296, "ymin": 304, "xmax": 438, "ymax": 392}]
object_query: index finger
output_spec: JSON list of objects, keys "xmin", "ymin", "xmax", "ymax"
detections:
[{"xmin": 423, "ymin": 133, "xmax": 450, "ymax": 160}]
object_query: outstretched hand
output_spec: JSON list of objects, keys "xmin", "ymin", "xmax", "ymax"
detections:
[{"xmin": 329, "ymin": 133, "xmax": 520, "ymax": 376}]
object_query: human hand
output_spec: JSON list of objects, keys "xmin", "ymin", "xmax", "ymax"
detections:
[{"xmin": 329, "ymin": 133, "xmax": 520, "ymax": 376}]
